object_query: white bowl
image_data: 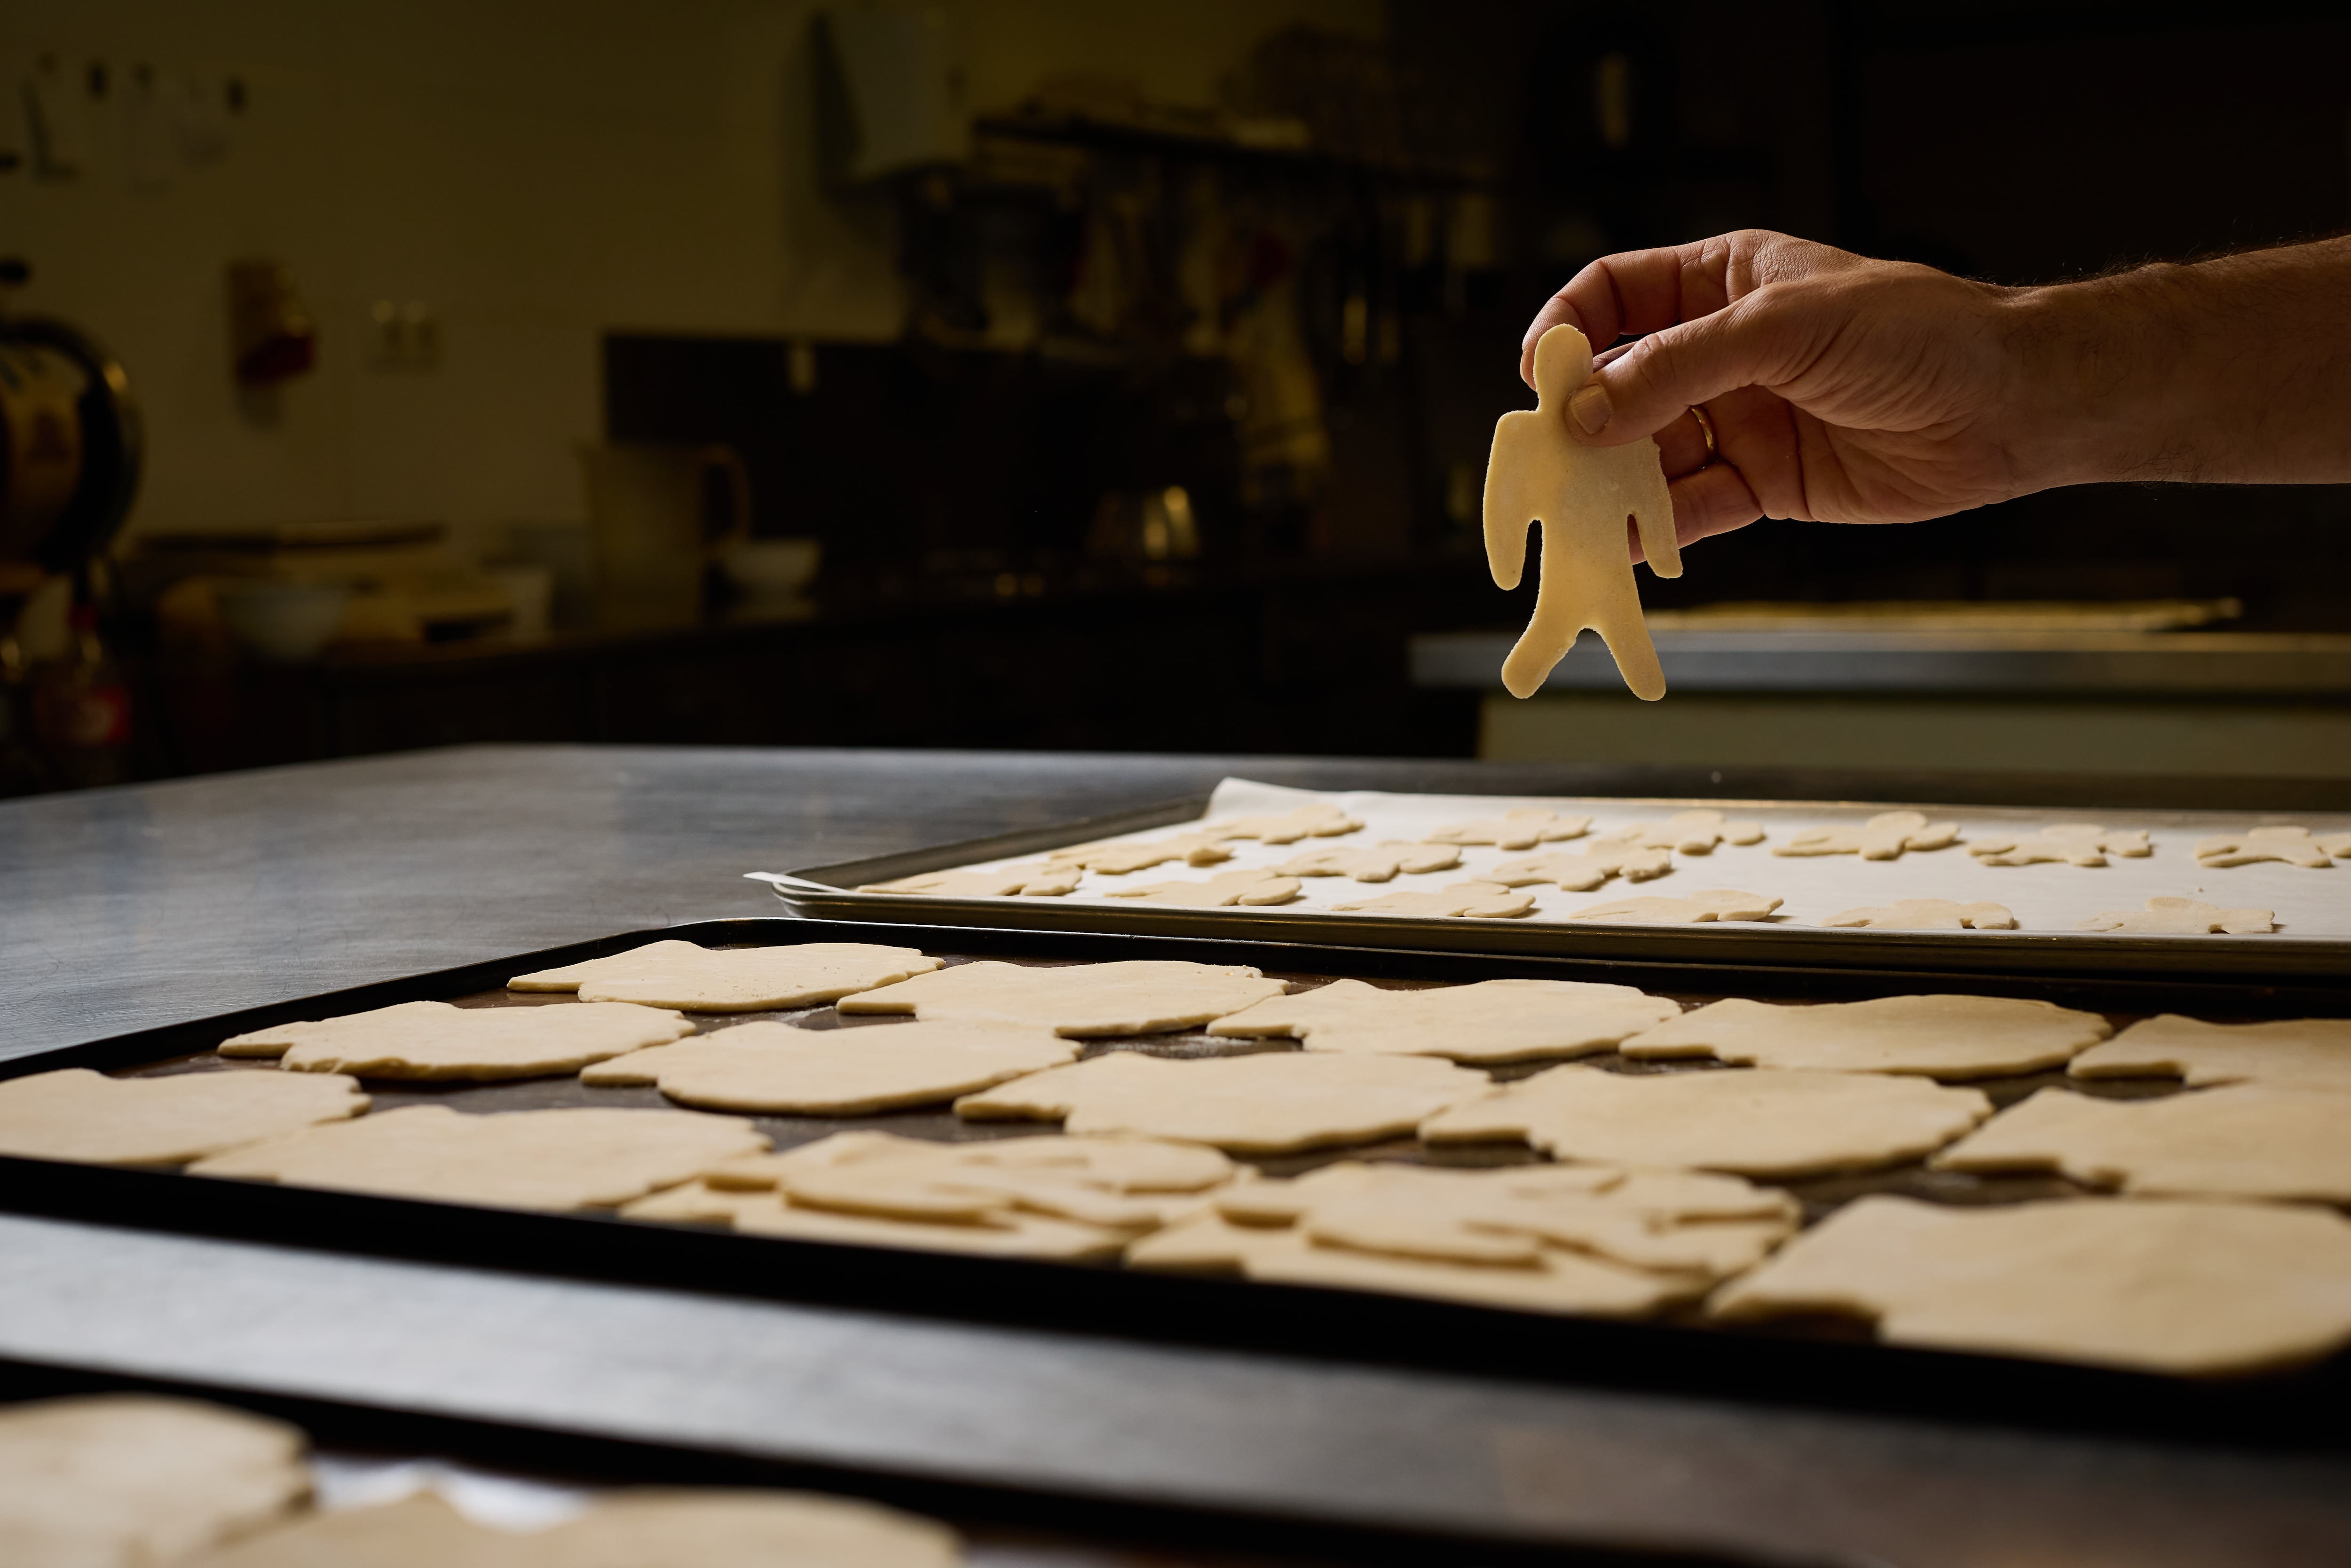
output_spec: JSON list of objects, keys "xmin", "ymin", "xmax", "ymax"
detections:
[
  {"xmin": 217, "ymin": 581, "xmax": 352, "ymax": 662},
  {"xmin": 722, "ymin": 538, "xmax": 822, "ymax": 601}
]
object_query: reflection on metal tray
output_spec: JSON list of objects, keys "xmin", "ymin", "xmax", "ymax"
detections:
[
  {"xmin": 1, "ymin": 916, "xmax": 2345, "ymax": 1455},
  {"xmin": 758, "ymin": 785, "xmax": 2351, "ymax": 983}
]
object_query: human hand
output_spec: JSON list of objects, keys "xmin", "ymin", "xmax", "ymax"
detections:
[{"xmin": 1520, "ymin": 231, "xmax": 2067, "ymax": 561}]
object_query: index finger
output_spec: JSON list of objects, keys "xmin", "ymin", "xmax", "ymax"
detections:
[{"xmin": 1518, "ymin": 239, "xmax": 1736, "ymax": 386}]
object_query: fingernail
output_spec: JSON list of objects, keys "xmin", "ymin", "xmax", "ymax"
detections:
[{"xmin": 1568, "ymin": 383, "xmax": 1611, "ymax": 434}]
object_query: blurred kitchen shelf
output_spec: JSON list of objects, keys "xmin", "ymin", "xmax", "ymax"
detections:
[
  {"xmin": 973, "ymin": 112, "xmax": 1495, "ymax": 187},
  {"xmin": 140, "ymin": 562, "xmax": 1500, "ymax": 779}
]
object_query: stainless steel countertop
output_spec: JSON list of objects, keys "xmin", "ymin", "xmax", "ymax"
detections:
[
  {"xmin": 1410, "ymin": 629, "xmax": 2351, "ymax": 695},
  {"xmin": 4, "ymin": 744, "xmax": 2348, "ymax": 1565}
]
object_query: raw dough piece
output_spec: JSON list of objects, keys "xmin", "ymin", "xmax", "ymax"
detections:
[
  {"xmin": 1101, "ymin": 869, "xmax": 1302, "ymax": 906},
  {"xmin": 1488, "ymin": 842, "xmax": 1671, "ymax": 890},
  {"xmin": 2193, "ymin": 825, "xmax": 2351, "ymax": 868},
  {"xmin": 1207, "ymin": 977, "xmax": 1681, "ymax": 1064},
  {"xmin": 0, "ymin": 1068, "xmax": 366, "ymax": 1166},
  {"xmin": 1331, "ymin": 882, "xmax": 1534, "ymax": 919},
  {"xmin": 524, "ymin": 1489, "xmax": 962, "ymax": 1568},
  {"xmin": 1707, "ymin": 1194, "xmax": 2351, "ymax": 1376},
  {"xmin": 581, "ymin": 1020, "xmax": 1079, "ymax": 1113},
  {"xmin": 1216, "ymin": 1161, "xmax": 1796, "ymax": 1277},
  {"xmin": 189, "ymin": 1104, "xmax": 767, "ymax": 1211},
  {"xmin": 2077, "ymin": 897, "xmax": 2273, "ymax": 935},
  {"xmin": 1563, "ymin": 889, "xmax": 1780, "ymax": 924},
  {"xmin": 1599, "ymin": 810, "xmax": 1765, "ymax": 854},
  {"xmin": 222, "ymin": 1000, "xmax": 694, "ymax": 1080},
  {"xmin": 1128, "ymin": 1213, "xmax": 1706, "ymax": 1317},
  {"xmin": 1772, "ymin": 811, "xmax": 1959, "ymax": 860},
  {"xmin": 956, "ymin": 1050, "xmax": 1490, "ymax": 1154},
  {"xmin": 1424, "ymin": 807, "xmax": 1593, "ymax": 850},
  {"xmin": 189, "ymin": 1487, "xmax": 963, "ymax": 1568},
  {"xmin": 0, "ymin": 1395, "xmax": 311, "ymax": 1568},
  {"xmin": 837, "ymin": 960, "xmax": 1286, "ymax": 1036},
  {"xmin": 1935, "ymin": 1084, "xmax": 2351, "ymax": 1202},
  {"xmin": 1275, "ymin": 840, "xmax": 1461, "ymax": 882},
  {"xmin": 1969, "ymin": 823, "xmax": 2151, "ymax": 867},
  {"xmin": 619, "ymin": 1181, "xmax": 1134, "ymax": 1260},
  {"xmin": 2071, "ymin": 1014, "xmax": 2351, "ymax": 1093},
  {"xmin": 1044, "ymin": 834, "xmax": 1232, "ymax": 874},
  {"xmin": 1421, "ymin": 1064, "xmax": 1991, "ymax": 1176},
  {"xmin": 509, "ymin": 940, "xmax": 944, "ymax": 1011},
  {"xmin": 1619, "ymin": 994, "xmax": 2109, "ymax": 1079},
  {"xmin": 1204, "ymin": 803, "xmax": 1365, "ymax": 843},
  {"xmin": 1822, "ymin": 898, "xmax": 2016, "ymax": 931},
  {"xmin": 181, "ymin": 1495, "xmax": 498, "ymax": 1568},
  {"xmin": 1484, "ymin": 324, "xmax": 1682, "ymax": 700},
  {"xmin": 719, "ymin": 1129, "xmax": 1231, "ymax": 1229},
  {"xmin": 859, "ymin": 864, "xmax": 1082, "ymax": 898}
]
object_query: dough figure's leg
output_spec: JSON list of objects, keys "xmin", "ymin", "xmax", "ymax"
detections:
[{"xmin": 1500, "ymin": 513, "xmax": 1667, "ymax": 701}]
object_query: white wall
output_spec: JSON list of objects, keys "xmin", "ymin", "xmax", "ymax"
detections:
[{"xmin": 0, "ymin": 0, "xmax": 1378, "ymax": 542}]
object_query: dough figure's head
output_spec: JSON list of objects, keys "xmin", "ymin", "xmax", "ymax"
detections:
[{"xmin": 1533, "ymin": 323, "xmax": 1596, "ymax": 408}]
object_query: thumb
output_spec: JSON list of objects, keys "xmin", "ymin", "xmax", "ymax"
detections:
[{"xmin": 1572, "ymin": 293, "xmax": 1806, "ymax": 445}]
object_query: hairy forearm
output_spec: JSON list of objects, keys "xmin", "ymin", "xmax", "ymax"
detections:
[{"xmin": 2012, "ymin": 235, "xmax": 2351, "ymax": 487}]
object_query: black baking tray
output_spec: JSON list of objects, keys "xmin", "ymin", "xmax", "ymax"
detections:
[
  {"xmin": 4, "ymin": 916, "xmax": 2348, "ymax": 1454},
  {"xmin": 0, "ymin": 1364, "xmax": 1794, "ymax": 1568},
  {"xmin": 760, "ymin": 795, "xmax": 2351, "ymax": 984}
]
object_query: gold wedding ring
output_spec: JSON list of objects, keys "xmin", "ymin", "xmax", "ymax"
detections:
[{"xmin": 1688, "ymin": 403, "xmax": 1719, "ymax": 464}]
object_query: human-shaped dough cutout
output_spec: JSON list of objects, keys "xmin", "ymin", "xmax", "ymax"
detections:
[
  {"xmin": 1424, "ymin": 807, "xmax": 1592, "ymax": 850},
  {"xmin": 1484, "ymin": 324, "xmax": 1682, "ymax": 700},
  {"xmin": 862, "ymin": 864, "xmax": 1082, "ymax": 898},
  {"xmin": 1102, "ymin": 869, "xmax": 1302, "ymax": 907},
  {"xmin": 1969, "ymin": 824, "xmax": 2150, "ymax": 867},
  {"xmin": 1332, "ymin": 882, "xmax": 1535, "ymax": 919},
  {"xmin": 1204, "ymin": 804, "xmax": 1364, "ymax": 843},
  {"xmin": 1599, "ymin": 810, "xmax": 1764, "ymax": 854},
  {"xmin": 2077, "ymin": 897, "xmax": 2273, "ymax": 935},
  {"xmin": 1823, "ymin": 898, "xmax": 2015, "ymax": 931},
  {"xmin": 1564, "ymin": 889, "xmax": 1781, "ymax": 925},
  {"xmin": 1487, "ymin": 843, "xmax": 1671, "ymax": 891},
  {"xmin": 2194, "ymin": 825, "xmax": 2351, "ymax": 868},
  {"xmin": 1774, "ymin": 811, "xmax": 1958, "ymax": 861},
  {"xmin": 1274, "ymin": 840, "xmax": 1460, "ymax": 882},
  {"xmin": 1046, "ymin": 834, "xmax": 1231, "ymax": 874}
]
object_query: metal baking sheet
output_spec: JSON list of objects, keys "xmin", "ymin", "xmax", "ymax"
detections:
[
  {"xmin": 757, "ymin": 778, "xmax": 2351, "ymax": 981},
  {"xmin": 2, "ymin": 916, "xmax": 2345, "ymax": 1453}
]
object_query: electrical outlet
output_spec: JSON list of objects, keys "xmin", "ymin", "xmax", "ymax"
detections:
[{"xmin": 368, "ymin": 299, "xmax": 441, "ymax": 369}]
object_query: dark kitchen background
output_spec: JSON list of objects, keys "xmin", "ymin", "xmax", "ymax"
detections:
[{"xmin": 4, "ymin": 0, "xmax": 2349, "ymax": 792}]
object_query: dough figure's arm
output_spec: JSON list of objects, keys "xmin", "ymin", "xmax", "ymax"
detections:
[
  {"xmin": 1483, "ymin": 416, "xmax": 1538, "ymax": 591},
  {"xmin": 1624, "ymin": 443, "xmax": 1682, "ymax": 581}
]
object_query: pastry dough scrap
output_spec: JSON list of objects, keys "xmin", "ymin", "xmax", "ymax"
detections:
[
  {"xmin": 189, "ymin": 1104, "xmax": 767, "ymax": 1211},
  {"xmin": 1619, "ymin": 993, "xmax": 2109, "ymax": 1079},
  {"xmin": 1487, "ymin": 843, "xmax": 1671, "ymax": 890},
  {"xmin": 1424, "ymin": 806, "xmax": 1593, "ymax": 850},
  {"xmin": 838, "ymin": 960, "xmax": 1286, "ymax": 1035},
  {"xmin": 661, "ymin": 1188, "xmax": 1135, "ymax": 1260},
  {"xmin": 718, "ymin": 1130, "xmax": 1232, "ymax": 1230},
  {"xmin": 1598, "ymin": 810, "xmax": 1765, "ymax": 854},
  {"xmin": 1332, "ymin": 882, "xmax": 1534, "ymax": 919},
  {"xmin": 1935, "ymin": 1084, "xmax": 2351, "ymax": 1203},
  {"xmin": 1101, "ymin": 869, "xmax": 1302, "ymax": 906},
  {"xmin": 222, "ymin": 1000, "xmax": 694, "ymax": 1080},
  {"xmin": 2193, "ymin": 825, "xmax": 2351, "ymax": 868},
  {"xmin": 0, "ymin": 1395, "xmax": 311, "ymax": 1568},
  {"xmin": 1045, "ymin": 834, "xmax": 1232, "ymax": 874},
  {"xmin": 1969, "ymin": 823, "xmax": 2150, "ymax": 867},
  {"xmin": 1203, "ymin": 803, "xmax": 1365, "ymax": 843},
  {"xmin": 1772, "ymin": 811, "xmax": 1959, "ymax": 861},
  {"xmin": 1563, "ymin": 888, "xmax": 1780, "ymax": 925},
  {"xmin": 956, "ymin": 1049, "xmax": 1491, "ymax": 1154},
  {"xmin": 1484, "ymin": 324, "xmax": 1681, "ymax": 701},
  {"xmin": 859, "ymin": 864, "xmax": 1082, "ymax": 898},
  {"xmin": 509, "ymin": 940, "xmax": 945, "ymax": 1011},
  {"xmin": 1420, "ymin": 1063, "xmax": 1991, "ymax": 1177},
  {"xmin": 2077, "ymin": 897, "xmax": 2273, "ymax": 935},
  {"xmin": 1822, "ymin": 898, "xmax": 2016, "ymax": 931},
  {"xmin": 1207, "ymin": 977, "xmax": 1681, "ymax": 1064},
  {"xmin": 1215, "ymin": 1160, "xmax": 1795, "ymax": 1278},
  {"xmin": 581, "ymin": 1020, "xmax": 1079, "ymax": 1114},
  {"xmin": 1275, "ymin": 839, "xmax": 1461, "ymax": 882},
  {"xmin": 0, "ymin": 1068, "xmax": 367, "ymax": 1167},
  {"xmin": 1707, "ymin": 1194, "xmax": 2351, "ymax": 1377},
  {"xmin": 2071, "ymin": 1014, "xmax": 2351, "ymax": 1093}
]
